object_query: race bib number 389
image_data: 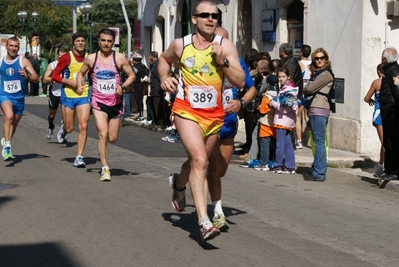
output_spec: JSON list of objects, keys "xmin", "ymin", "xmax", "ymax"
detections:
[
  {"xmin": 4, "ymin": 80, "xmax": 22, "ymax": 94},
  {"xmin": 188, "ymin": 86, "xmax": 217, "ymax": 109},
  {"xmin": 97, "ymin": 79, "xmax": 116, "ymax": 94}
]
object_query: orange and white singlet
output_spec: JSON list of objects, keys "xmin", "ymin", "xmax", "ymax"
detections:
[{"xmin": 172, "ymin": 34, "xmax": 225, "ymax": 136}]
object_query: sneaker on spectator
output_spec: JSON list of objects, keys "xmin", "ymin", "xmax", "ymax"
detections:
[
  {"xmin": 168, "ymin": 132, "xmax": 181, "ymax": 143},
  {"xmin": 73, "ymin": 156, "xmax": 86, "ymax": 168},
  {"xmin": 239, "ymin": 161, "xmax": 249, "ymax": 168},
  {"xmin": 212, "ymin": 214, "xmax": 229, "ymax": 232},
  {"xmin": 254, "ymin": 165, "xmax": 270, "ymax": 171},
  {"xmin": 162, "ymin": 130, "xmax": 174, "ymax": 142},
  {"xmin": 239, "ymin": 153, "xmax": 248, "ymax": 160},
  {"xmin": 134, "ymin": 116, "xmax": 145, "ymax": 121},
  {"xmin": 280, "ymin": 167, "xmax": 296, "ymax": 174},
  {"xmin": 272, "ymin": 166, "xmax": 282, "ymax": 174},
  {"xmin": 200, "ymin": 219, "xmax": 220, "ymax": 241},
  {"xmin": 239, "ymin": 159, "xmax": 259, "ymax": 168},
  {"xmin": 124, "ymin": 116, "xmax": 135, "ymax": 122},
  {"xmin": 168, "ymin": 173, "xmax": 186, "ymax": 212},
  {"xmin": 248, "ymin": 159, "xmax": 260, "ymax": 168},
  {"xmin": 295, "ymin": 140, "xmax": 303, "ymax": 149},
  {"xmin": 380, "ymin": 172, "xmax": 398, "ymax": 181},
  {"xmin": 373, "ymin": 163, "xmax": 384, "ymax": 177}
]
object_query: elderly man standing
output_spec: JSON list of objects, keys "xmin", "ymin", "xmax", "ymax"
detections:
[
  {"xmin": 279, "ymin": 43, "xmax": 303, "ymax": 93},
  {"xmin": 380, "ymin": 47, "xmax": 399, "ymax": 181}
]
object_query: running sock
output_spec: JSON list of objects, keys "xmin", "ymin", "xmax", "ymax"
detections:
[
  {"xmin": 213, "ymin": 200, "xmax": 223, "ymax": 217},
  {"xmin": 5, "ymin": 141, "xmax": 11, "ymax": 147},
  {"xmin": 102, "ymin": 166, "xmax": 109, "ymax": 171},
  {"xmin": 198, "ymin": 217, "xmax": 210, "ymax": 225}
]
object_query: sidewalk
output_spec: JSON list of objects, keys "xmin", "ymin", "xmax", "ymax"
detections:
[{"xmin": 122, "ymin": 113, "xmax": 399, "ymax": 193}]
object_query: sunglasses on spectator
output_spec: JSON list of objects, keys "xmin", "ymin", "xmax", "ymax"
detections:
[
  {"xmin": 194, "ymin": 12, "xmax": 219, "ymax": 20},
  {"xmin": 315, "ymin": 56, "xmax": 325, "ymax": 61}
]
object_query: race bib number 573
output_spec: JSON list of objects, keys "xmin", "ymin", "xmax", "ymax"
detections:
[{"xmin": 188, "ymin": 86, "xmax": 217, "ymax": 109}]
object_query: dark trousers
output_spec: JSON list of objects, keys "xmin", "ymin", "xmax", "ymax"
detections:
[
  {"xmin": 152, "ymin": 95, "xmax": 165, "ymax": 126},
  {"xmin": 30, "ymin": 82, "xmax": 39, "ymax": 96},
  {"xmin": 244, "ymin": 111, "xmax": 256, "ymax": 151},
  {"xmin": 381, "ymin": 105, "xmax": 399, "ymax": 174},
  {"xmin": 41, "ymin": 77, "xmax": 48, "ymax": 95},
  {"xmin": 133, "ymin": 89, "xmax": 143, "ymax": 116},
  {"xmin": 146, "ymin": 96, "xmax": 154, "ymax": 121}
]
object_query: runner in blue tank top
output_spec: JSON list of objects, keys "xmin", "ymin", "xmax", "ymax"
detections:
[{"xmin": 0, "ymin": 37, "xmax": 39, "ymax": 160}]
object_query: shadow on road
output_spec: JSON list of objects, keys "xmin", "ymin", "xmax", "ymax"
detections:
[
  {"xmin": 61, "ymin": 156, "xmax": 98, "ymax": 166},
  {"xmin": 0, "ymin": 242, "xmax": 82, "ymax": 267},
  {"xmin": 162, "ymin": 205, "xmax": 247, "ymax": 249},
  {"xmin": 5, "ymin": 153, "xmax": 50, "ymax": 167},
  {"xmin": 0, "ymin": 196, "xmax": 16, "ymax": 210}
]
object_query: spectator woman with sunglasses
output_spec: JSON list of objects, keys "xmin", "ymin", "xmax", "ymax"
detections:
[{"xmin": 303, "ymin": 48, "xmax": 334, "ymax": 182}]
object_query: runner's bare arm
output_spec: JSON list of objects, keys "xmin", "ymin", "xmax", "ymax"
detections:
[
  {"xmin": 159, "ymin": 39, "xmax": 182, "ymax": 93},
  {"xmin": 76, "ymin": 54, "xmax": 94, "ymax": 95},
  {"xmin": 43, "ymin": 64, "xmax": 53, "ymax": 84},
  {"xmin": 216, "ymin": 39, "xmax": 244, "ymax": 89},
  {"xmin": 21, "ymin": 57, "xmax": 39, "ymax": 83}
]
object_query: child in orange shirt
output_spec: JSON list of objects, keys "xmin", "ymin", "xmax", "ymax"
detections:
[{"xmin": 254, "ymin": 90, "xmax": 277, "ymax": 171}]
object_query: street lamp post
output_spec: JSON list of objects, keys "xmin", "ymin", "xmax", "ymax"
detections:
[
  {"xmin": 17, "ymin": 10, "xmax": 38, "ymax": 53},
  {"xmin": 79, "ymin": 3, "xmax": 93, "ymax": 53}
]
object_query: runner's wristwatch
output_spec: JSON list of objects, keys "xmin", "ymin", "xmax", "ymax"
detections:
[{"xmin": 239, "ymin": 99, "xmax": 246, "ymax": 110}]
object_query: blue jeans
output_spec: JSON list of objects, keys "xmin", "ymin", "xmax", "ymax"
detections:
[
  {"xmin": 309, "ymin": 115, "xmax": 328, "ymax": 178},
  {"xmin": 260, "ymin": 136, "xmax": 276, "ymax": 166},
  {"xmin": 123, "ymin": 93, "xmax": 131, "ymax": 118}
]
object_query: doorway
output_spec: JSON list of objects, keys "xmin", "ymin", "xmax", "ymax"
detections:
[{"xmin": 286, "ymin": 0, "xmax": 304, "ymax": 56}]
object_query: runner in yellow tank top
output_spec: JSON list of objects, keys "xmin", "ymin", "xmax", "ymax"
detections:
[
  {"xmin": 51, "ymin": 33, "xmax": 91, "ymax": 168},
  {"xmin": 172, "ymin": 33, "xmax": 225, "ymax": 136},
  {"xmin": 158, "ymin": 0, "xmax": 245, "ymax": 242},
  {"xmin": 63, "ymin": 51, "xmax": 89, "ymax": 98}
]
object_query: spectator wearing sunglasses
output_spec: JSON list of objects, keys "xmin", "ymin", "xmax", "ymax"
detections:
[
  {"xmin": 303, "ymin": 48, "xmax": 334, "ymax": 182},
  {"xmin": 157, "ymin": 0, "xmax": 245, "ymax": 241}
]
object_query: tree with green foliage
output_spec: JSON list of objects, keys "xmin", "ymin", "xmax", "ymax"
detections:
[{"xmin": 0, "ymin": 0, "xmax": 137, "ymax": 57}]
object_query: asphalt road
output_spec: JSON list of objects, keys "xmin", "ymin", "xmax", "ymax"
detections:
[{"xmin": 0, "ymin": 97, "xmax": 398, "ymax": 267}]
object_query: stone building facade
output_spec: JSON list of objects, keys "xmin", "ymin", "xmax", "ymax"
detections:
[{"xmin": 135, "ymin": 0, "xmax": 399, "ymax": 159}]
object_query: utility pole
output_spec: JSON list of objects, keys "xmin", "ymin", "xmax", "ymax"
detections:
[{"xmin": 120, "ymin": 0, "xmax": 131, "ymax": 57}]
